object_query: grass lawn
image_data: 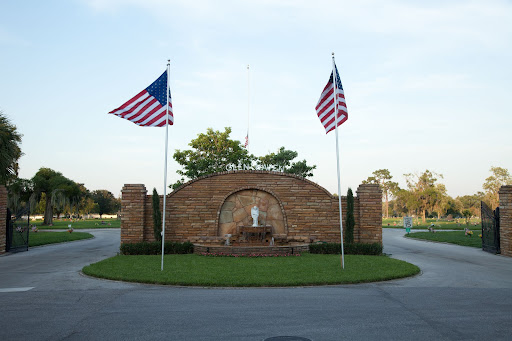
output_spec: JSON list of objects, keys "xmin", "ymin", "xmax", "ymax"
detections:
[
  {"xmin": 383, "ymin": 217, "xmax": 481, "ymax": 230},
  {"xmin": 33, "ymin": 218, "xmax": 120, "ymax": 229},
  {"xmin": 82, "ymin": 253, "xmax": 420, "ymax": 287},
  {"xmin": 405, "ymin": 231, "xmax": 482, "ymax": 248},
  {"xmin": 29, "ymin": 231, "xmax": 94, "ymax": 247}
]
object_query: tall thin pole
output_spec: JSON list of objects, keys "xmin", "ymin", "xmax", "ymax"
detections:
[
  {"xmin": 161, "ymin": 60, "xmax": 170, "ymax": 271},
  {"xmin": 246, "ymin": 64, "xmax": 250, "ymax": 152},
  {"xmin": 332, "ymin": 52, "xmax": 345, "ymax": 269}
]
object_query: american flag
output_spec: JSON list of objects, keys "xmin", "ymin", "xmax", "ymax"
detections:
[
  {"xmin": 244, "ymin": 134, "xmax": 249, "ymax": 148},
  {"xmin": 315, "ymin": 64, "xmax": 347, "ymax": 134},
  {"xmin": 109, "ymin": 70, "xmax": 173, "ymax": 127}
]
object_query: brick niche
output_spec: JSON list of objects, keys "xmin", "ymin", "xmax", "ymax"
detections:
[{"xmin": 121, "ymin": 171, "xmax": 382, "ymax": 246}]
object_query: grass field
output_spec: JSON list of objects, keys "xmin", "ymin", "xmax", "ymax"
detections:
[
  {"xmin": 31, "ymin": 218, "xmax": 120, "ymax": 229},
  {"xmin": 383, "ymin": 217, "xmax": 481, "ymax": 230},
  {"xmin": 405, "ymin": 231, "xmax": 482, "ymax": 248},
  {"xmin": 82, "ymin": 253, "xmax": 420, "ymax": 287},
  {"xmin": 29, "ymin": 231, "xmax": 94, "ymax": 247}
]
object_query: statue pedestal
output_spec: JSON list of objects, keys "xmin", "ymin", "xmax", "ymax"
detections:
[{"xmin": 239, "ymin": 226, "xmax": 272, "ymax": 242}]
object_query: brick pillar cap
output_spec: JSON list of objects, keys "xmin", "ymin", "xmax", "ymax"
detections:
[
  {"xmin": 122, "ymin": 184, "xmax": 147, "ymax": 189},
  {"xmin": 356, "ymin": 183, "xmax": 381, "ymax": 195}
]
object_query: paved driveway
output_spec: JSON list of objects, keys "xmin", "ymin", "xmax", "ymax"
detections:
[{"xmin": 1, "ymin": 228, "xmax": 511, "ymax": 341}]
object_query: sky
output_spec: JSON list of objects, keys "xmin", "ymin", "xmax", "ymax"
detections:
[{"xmin": 1, "ymin": 0, "xmax": 511, "ymax": 199}]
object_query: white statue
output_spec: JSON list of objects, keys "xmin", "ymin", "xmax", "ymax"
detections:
[{"xmin": 251, "ymin": 206, "xmax": 259, "ymax": 227}]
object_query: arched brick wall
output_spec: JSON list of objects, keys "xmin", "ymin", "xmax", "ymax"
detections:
[{"xmin": 121, "ymin": 171, "xmax": 382, "ymax": 245}]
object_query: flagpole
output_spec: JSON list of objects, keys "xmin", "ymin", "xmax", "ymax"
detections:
[
  {"xmin": 246, "ymin": 64, "xmax": 250, "ymax": 152},
  {"xmin": 161, "ymin": 60, "xmax": 170, "ymax": 271},
  {"xmin": 332, "ymin": 52, "xmax": 345, "ymax": 269}
]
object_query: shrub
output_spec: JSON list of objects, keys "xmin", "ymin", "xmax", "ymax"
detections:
[
  {"xmin": 120, "ymin": 241, "xmax": 194, "ymax": 255},
  {"xmin": 152, "ymin": 188, "xmax": 162, "ymax": 242},
  {"xmin": 345, "ymin": 188, "xmax": 355, "ymax": 244},
  {"xmin": 309, "ymin": 242, "xmax": 383, "ymax": 255}
]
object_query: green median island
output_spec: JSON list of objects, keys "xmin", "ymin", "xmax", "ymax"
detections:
[
  {"xmin": 82, "ymin": 252, "xmax": 420, "ymax": 287},
  {"xmin": 34, "ymin": 218, "xmax": 120, "ymax": 229},
  {"xmin": 383, "ymin": 217, "xmax": 481, "ymax": 230},
  {"xmin": 30, "ymin": 231, "xmax": 94, "ymax": 247},
  {"xmin": 405, "ymin": 231, "xmax": 482, "ymax": 248}
]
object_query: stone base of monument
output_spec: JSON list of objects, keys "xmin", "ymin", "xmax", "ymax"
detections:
[
  {"xmin": 190, "ymin": 232, "xmax": 312, "ymax": 256},
  {"xmin": 193, "ymin": 244, "xmax": 310, "ymax": 256}
]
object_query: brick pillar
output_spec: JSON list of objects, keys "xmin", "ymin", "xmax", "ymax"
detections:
[
  {"xmin": 499, "ymin": 185, "xmax": 512, "ymax": 257},
  {"xmin": 0, "ymin": 186, "xmax": 7, "ymax": 254},
  {"xmin": 121, "ymin": 184, "xmax": 147, "ymax": 244},
  {"xmin": 356, "ymin": 184, "xmax": 382, "ymax": 244}
]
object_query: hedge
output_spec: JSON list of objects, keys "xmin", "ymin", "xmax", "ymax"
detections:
[
  {"xmin": 120, "ymin": 241, "xmax": 382, "ymax": 256},
  {"xmin": 309, "ymin": 242, "xmax": 383, "ymax": 255},
  {"xmin": 120, "ymin": 241, "xmax": 194, "ymax": 255}
]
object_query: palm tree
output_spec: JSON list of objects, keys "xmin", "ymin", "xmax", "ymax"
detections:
[
  {"xmin": 0, "ymin": 111, "xmax": 23, "ymax": 185},
  {"xmin": 32, "ymin": 167, "xmax": 80, "ymax": 225}
]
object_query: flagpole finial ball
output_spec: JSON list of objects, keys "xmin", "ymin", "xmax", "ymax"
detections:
[{"xmin": 332, "ymin": 52, "xmax": 334, "ymax": 56}]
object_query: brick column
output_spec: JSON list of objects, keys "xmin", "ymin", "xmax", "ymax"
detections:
[
  {"xmin": 121, "ymin": 184, "xmax": 147, "ymax": 244},
  {"xmin": 356, "ymin": 184, "xmax": 382, "ymax": 244},
  {"xmin": 499, "ymin": 185, "xmax": 512, "ymax": 257},
  {"xmin": 0, "ymin": 186, "xmax": 7, "ymax": 254}
]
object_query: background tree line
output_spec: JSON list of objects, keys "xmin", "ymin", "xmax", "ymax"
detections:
[
  {"xmin": 363, "ymin": 167, "xmax": 512, "ymax": 221},
  {"xmin": 7, "ymin": 168, "xmax": 121, "ymax": 225},
  {"xmin": 2, "ymin": 111, "xmax": 120, "ymax": 224}
]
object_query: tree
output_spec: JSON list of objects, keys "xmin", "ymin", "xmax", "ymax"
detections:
[
  {"xmin": 404, "ymin": 170, "xmax": 443, "ymax": 223},
  {"xmin": 457, "ymin": 193, "xmax": 484, "ymax": 217},
  {"xmin": 80, "ymin": 198, "xmax": 98, "ymax": 218},
  {"xmin": 445, "ymin": 197, "xmax": 463, "ymax": 217},
  {"xmin": 152, "ymin": 188, "xmax": 162, "ymax": 241},
  {"xmin": 173, "ymin": 127, "xmax": 253, "ymax": 188},
  {"xmin": 389, "ymin": 189, "xmax": 411, "ymax": 217},
  {"xmin": 91, "ymin": 190, "xmax": 118, "ymax": 218},
  {"xmin": 6, "ymin": 178, "xmax": 34, "ymax": 214},
  {"xmin": 362, "ymin": 169, "xmax": 399, "ymax": 218},
  {"xmin": 62, "ymin": 183, "xmax": 90, "ymax": 218},
  {"xmin": 462, "ymin": 209, "xmax": 472, "ymax": 225},
  {"xmin": 483, "ymin": 166, "xmax": 512, "ymax": 209},
  {"xmin": 32, "ymin": 168, "xmax": 80, "ymax": 225},
  {"xmin": 345, "ymin": 188, "xmax": 355, "ymax": 244},
  {"xmin": 0, "ymin": 112, "xmax": 23, "ymax": 185},
  {"xmin": 33, "ymin": 192, "xmax": 47, "ymax": 215},
  {"xmin": 432, "ymin": 184, "xmax": 448, "ymax": 219},
  {"xmin": 257, "ymin": 147, "xmax": 316, "ymax": 178}
]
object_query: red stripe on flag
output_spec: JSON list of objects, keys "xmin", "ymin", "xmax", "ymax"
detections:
[
  {"xmin": 113, "ymin": 95, "xmax": 153, "ymax": 120},
  {"xmin": 132, "ymin": 100, "xmax": 162, "ymax": 124},
  {"xmin": 109, "ymin": 90, "xmax": 148, "ymax": 115},
  {"xmin": 139, "ymin": 107, "xmax": 166, "ymax": 126}
]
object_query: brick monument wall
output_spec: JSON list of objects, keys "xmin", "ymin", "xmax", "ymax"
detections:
[
  {"xmin": 499, "ymin": 185, "xmax": 512, "ymax": 257},
  {"xmin": 120, "ymin": 171, "xmax": 382, "ymax": 245},
  {"xmin": 0, "ymin": 186, "xmax": 7, "ymax": 254},
  {"xmin": 356, "ymin": 184, "xmax": 383, "ymax": 244},
  {"xmin": 120, "ymin": 184, "xmax": 147, "ymax": 244}
]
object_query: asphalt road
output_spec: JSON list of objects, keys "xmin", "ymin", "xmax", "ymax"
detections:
[{"xmin": 1, "ymin": 228, "xmax": 511, "ymax": 341}]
